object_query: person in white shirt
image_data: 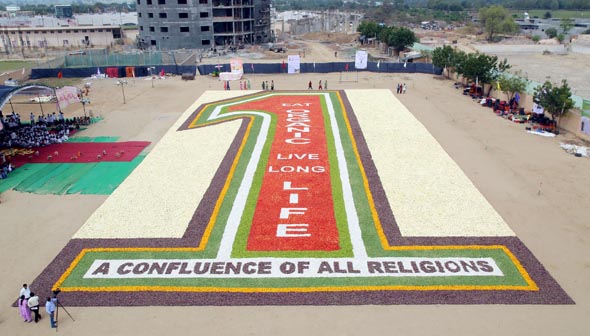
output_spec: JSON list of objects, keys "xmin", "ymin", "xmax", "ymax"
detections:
[
  {"xmin": 19, "ymin": 284, "xmax": 31, "ymax": 299},
  {"xmin": 27, "ymin": 292, "xmax": 41, "ymax": 323}
]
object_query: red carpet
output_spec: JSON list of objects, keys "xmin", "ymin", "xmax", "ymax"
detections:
[{"xmin": 9, "ymin": 141, "xmax": 151, "ymax": 167}]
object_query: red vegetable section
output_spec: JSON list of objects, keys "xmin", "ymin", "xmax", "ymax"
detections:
[
  {"xmin": 233, "ymin": 95, "xmax": 340, "ymax": 251},
  {"xmin": 9, "ymin": 141, "xmax": 150, "ymax": 167}
]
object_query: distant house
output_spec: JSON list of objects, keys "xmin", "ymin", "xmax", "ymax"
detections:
[
  {"xmin": 55, "ymin": 5, "xmax": 73, "ymax": 19},
  {"xmin": 400, "ymin": 51, "xmax": 424, "ymax": 62},
  {"xmin": 0, "ymin": 26, "xmax": 123, "ymax": 51}
]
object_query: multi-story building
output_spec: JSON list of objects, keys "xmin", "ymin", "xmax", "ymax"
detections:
[
  {"xmin": 0, "ymin": 26, "xmax": 123, "ymax": 52},
  {"xmin": 136, "ymin": 0, "xmax": 271, "ymax": 50}
]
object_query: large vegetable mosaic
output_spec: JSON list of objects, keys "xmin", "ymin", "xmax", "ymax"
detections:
[{"xmin": 30, "ymin": 90, "xmax": 572, "ymax": 305}]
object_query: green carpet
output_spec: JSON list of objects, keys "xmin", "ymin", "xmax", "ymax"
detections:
[{"xmin": 0, "ymin": 155, "xmax": 145, "ymax": 195}]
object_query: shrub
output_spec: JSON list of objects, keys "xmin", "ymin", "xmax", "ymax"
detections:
[
  {"xmin": 557, "ymin": 33, "xmax": 565, "ymax": 43},
  {"xmin": 545, "ymin": 27, "xmax": 558, "ymax": 38}
]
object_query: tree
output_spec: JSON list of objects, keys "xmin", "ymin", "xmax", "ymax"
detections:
[
  {"xmin": 560, "ymin": 18, "xmax": 574, "ymax": 34},
  {"xmin": 545, "ymin": 27, "xmax": 558, "ymax": 38},
  {"xmin": 357, "ymin": 21, "xmax": 380, "ymax": 39},
  {"xmin": 432, "ymin": 45, "xmax": 457, "ymax": 78},
  {"xmin": 456, "ymin": 52, "xmax": 510, "ymax": 95},
  {"xmin": 498, "ymin": 71, "xmax": 529, "ymax": 103},
  {"xmin": 478, "ymin": 6, "xmax": 519, "ymax": 41},
  {"xmin": 386, "ymin": 27, "xmax": 417, "ymax": 54},
  {"xmin": 557, "ymin": 33, "xmax": 565, "ymax": 43},
  {"xmin": 532, "ymin": 35, "xmax": 541, "ymax": 43},
  {"xmin": 533, "ymin": 79, "xmax": 574, "ymax": 128},
  {"xmin": 544, "ymin": 11, "xmax": 552, "ymax": 19}
]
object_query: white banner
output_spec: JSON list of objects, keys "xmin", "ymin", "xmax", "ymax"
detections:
[
  {"xmin": 55, "ymin": 86, "xmax": 80, "ymax": 109},
  {"xmin": 355, "ymin": 50, "xmax": 368, "ymax": 69},
  {"xmin": 84, "ymin": 257, "xmax": 503, "ymax": 279},
  {"xmin": 287, "ymin": 55, "xmax": 300, "ymax": 74},
  {"xmin": 230, "ymin": 58, "xmax": 243, "ymax": 74}
]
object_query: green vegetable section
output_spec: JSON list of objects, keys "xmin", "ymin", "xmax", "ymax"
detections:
[
  {"xmin": 60, "ymin": 247, "xmax": 531, "ymax": 289},
  {"xmin": 1, "ymin": 133, "xmax": 148, "ymax": 195},
  {"xmin": 67, "ymin": 136, "xmax": 119, "ymax": 143},
  {"xmin": 0, "ymin": 155, "xmax": 145, "ymax": 195}
]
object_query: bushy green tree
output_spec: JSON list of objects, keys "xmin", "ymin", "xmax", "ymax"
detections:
[
  {"xmin": 386, "ymin": 27, "xmax": 417, "ymax": 54},
  {"xmin": 478, "ymin": 6, "xmax": 519, "ymax": 41},
  {"xmin": 432, "ymin": 45, "xmax": 458, "ymax": 78},
  {"xmin": 534, "ymin": 80, "xmax": 574, "ymax": 128},
  {"xmin": 545, "ymin": 27, "xmax": 558, "ymax": 38},
  {"xmin": 357, "ymin": 21, "xmax": 416, "ymax": 54},
  {"xmin": 498, "ymin": 71, "xmax": 529, "ymax": 102},
  {"xmin": 357, "ymin": 21, "xmax": 381, "ymax": 38},
  {"xmin": 456, "ymin": 52, "xmax": 510, "ymax": 94},
  {"xmin": 560, "ymin": 18, "xmax": 574, "ymax": 34}
]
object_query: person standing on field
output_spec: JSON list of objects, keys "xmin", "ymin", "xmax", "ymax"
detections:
[
  {"xmin": 45, "ymin": 297, "xmax": 57, "ymax": 328},
  {"xmin": 27, "ymin": 292, "xmax": 41, "ymax": 323}
]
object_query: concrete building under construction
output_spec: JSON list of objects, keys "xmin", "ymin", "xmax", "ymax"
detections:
[{"xmin": 136, "ymin": 0, "xmax": 272, "ymax": 50}]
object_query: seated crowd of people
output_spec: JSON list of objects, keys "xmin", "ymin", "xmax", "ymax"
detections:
[
  {"xmin": 0, "ymin": 111, "xmax": 77, "ymax": 149},
  {"xmin": 1, "ymin": 123, "xmax": 70, "ymax": 148},
  {"xmin": 0, "ymin": 111, "xmax": 96, "ymax": 180}
]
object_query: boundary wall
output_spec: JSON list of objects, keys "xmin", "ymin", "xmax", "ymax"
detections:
[
  {"xmin": 30, "ymin": 65, "xmax": 197, "ymax": 79},
  {"xmin": 30, "ymin": 62, "xmax": 441, "ymax": 79},
  {"xmin": 197, "ymin": 62, "xmax": 442, "ymax": 75}
]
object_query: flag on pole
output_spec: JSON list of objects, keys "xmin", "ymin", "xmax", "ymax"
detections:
[
  {"xmin": 57, "ymin": 71, "xmax": 63, "ymax": 79},
  {"xmin": 132, "ymin": 69, "xmax": 135, "ymax": 78},
  {"xmin": 345, "ymin": 63, "xmax": 349, "ymax": 71},
  {"xmin": 377, "ymin": 60, "xmax": 380, "ymax": 69},
  {"xmin": 476, "ymin": 76, "xmax": 479, "ymax": 89},
  {"xmin": 313, "ymin": 62, "xmax": 316, "ymax": 70},
  {"xmin": 160, "ymin": 69, "xmax": 165, "ymax": 77},
  {"xmin": 497, "ymin": 81, "xmax": 501, "ymax": 91},
  {"xmin": 97, "ymin": 67, "xmax": 101, "ymax": 75},
  {"xmin": 251, "ymin": 63, "xmax": 254, "ymax": 72},
  {"xmin": 403, "ymin": 61, "xmax": 407, "ymax": 68}
]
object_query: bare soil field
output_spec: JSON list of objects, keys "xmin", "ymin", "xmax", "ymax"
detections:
[{"xmin": 496, "ymin": 52, "xmax": 590, "ymax": 99}]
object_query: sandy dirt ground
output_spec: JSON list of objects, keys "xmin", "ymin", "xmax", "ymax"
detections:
[
  {"xmin": 495, "ymin": 52, "xmax": 590, "ymax": 99},
  {"xmin": 1, "ymin": 62, "xmax": 590, "ymax": 335}
]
